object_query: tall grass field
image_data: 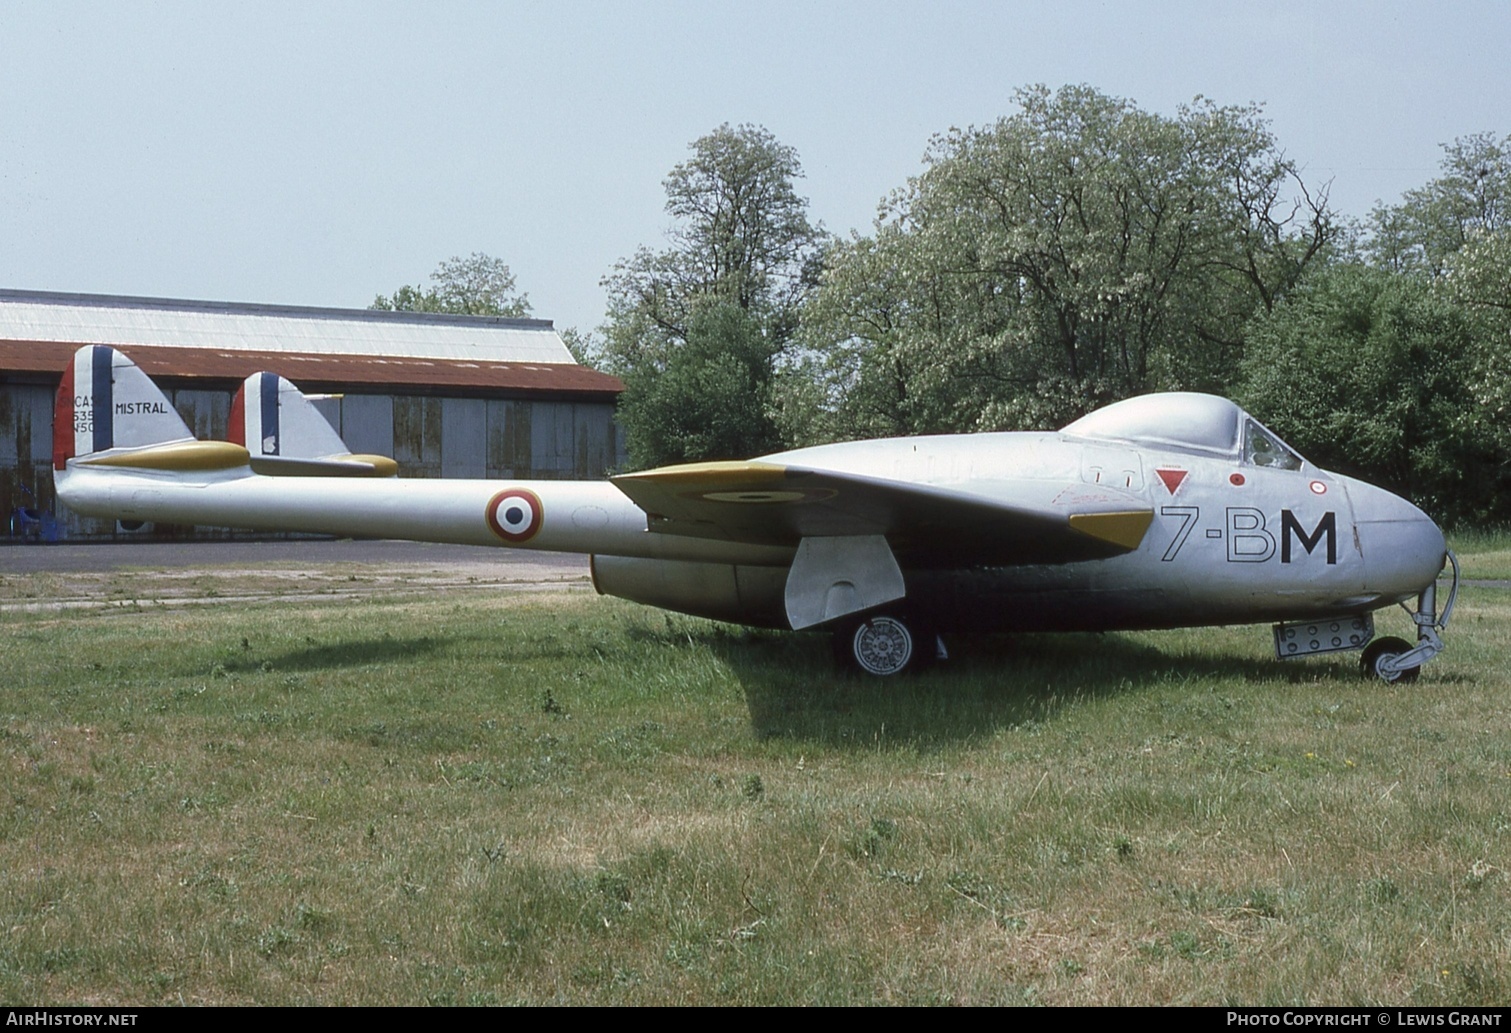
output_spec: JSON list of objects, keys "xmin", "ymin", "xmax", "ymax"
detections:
[{"xmin": 1, "ymin": 539, "xmax": 1508, "ymax": 1005}]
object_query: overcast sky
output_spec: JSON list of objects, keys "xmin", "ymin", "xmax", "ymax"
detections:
[{"xmin": 3, "ymin": 0, "xmax": 1507, "ymax": 336}]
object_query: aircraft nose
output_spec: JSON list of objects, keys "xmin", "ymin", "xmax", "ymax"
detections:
[{"xmin": 1343, "ymin": 478, "xmax": 1446, "ymax": 600}]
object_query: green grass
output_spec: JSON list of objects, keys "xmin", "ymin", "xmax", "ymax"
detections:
[
  {"xmin": 1450, "ymin": 528, "xmax": 1511, "ymax": 581},
  {"xmin": 1, "ymin": 572, "xmax": 1508, "ymax": 1005}
]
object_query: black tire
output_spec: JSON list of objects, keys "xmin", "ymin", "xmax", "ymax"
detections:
[
  {"xmin": 1360, "ymin": 636, "xmax": 1420, "ymax": 684},
  {"xmin": 838, "ymin": 615, "xmax": 916, "ymax": 677}
]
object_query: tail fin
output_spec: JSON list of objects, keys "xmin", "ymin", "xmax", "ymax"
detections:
[
  {"xmin": 230, "ymin": 372, "xmax": 397, "ymax": 477},
  {"xmin": 54, "ymin": 346, "xmax": 247, "ymax": 472}
]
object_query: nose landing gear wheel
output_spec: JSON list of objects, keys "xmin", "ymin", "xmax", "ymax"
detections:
[
  {"xmin": 841, "ymin": 615, "xmax": 916, "ymax": 676},
  {"xmin": 1360, "ymin": 636, "xmax": 1420, "ymax": 683}
]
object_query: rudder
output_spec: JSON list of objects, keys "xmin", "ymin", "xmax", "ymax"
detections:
[
  {"xmin": 230, "ymin": 371, "xmax": 397, "ymax": 477},
  {"xmin": 53, "ymin": 346, "xmax": 195, "ymax": 469}
]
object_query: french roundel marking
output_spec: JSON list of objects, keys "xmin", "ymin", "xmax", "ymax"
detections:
[
  {"xmin": 486, "ymin": 488, "xmax": 544, "ymax": 543},
  {"xmin": 1310, "ymin": 480, "xmax": 1328, "ymax": 495}
]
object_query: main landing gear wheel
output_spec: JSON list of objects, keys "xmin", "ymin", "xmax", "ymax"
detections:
[
  {"xmin": 840, "ymin": 615, "xmax": 917, "ymax": 677},
  {"xmin": 1360, "ymin": 636, "xmax": 1420, "ymax": 684}
]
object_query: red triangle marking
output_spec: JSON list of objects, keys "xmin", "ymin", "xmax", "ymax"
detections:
[{"xmin": 1156, "ymin": 468, "xmax": 1188, "ymax": 494}]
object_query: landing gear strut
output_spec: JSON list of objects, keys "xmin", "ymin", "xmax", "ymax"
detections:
[{"xmin": 1363, "ymin": 551, "xmax": 1458, "ymax": 683}]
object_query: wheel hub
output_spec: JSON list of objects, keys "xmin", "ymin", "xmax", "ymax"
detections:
[{"xmin": 852, "ymin": 617, "xmax": 913, "ymax": 676}]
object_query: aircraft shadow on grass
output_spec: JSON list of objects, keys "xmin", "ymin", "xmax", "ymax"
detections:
[
  {"xmin": 178, "ymin": 610, "xmax": 1471, "ymax": 751},
  {"xmin": 699, "ymin": 628, "xmax": 1403, "ymax": 748},
  {"xmin": 206, "ymin": 633, "xmax": 450, "ymax": 676}
]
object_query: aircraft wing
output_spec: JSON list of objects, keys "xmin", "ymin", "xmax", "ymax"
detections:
[{"xmin": 612, "ymin": 460, "xmax": 1154, "ymax": 566}]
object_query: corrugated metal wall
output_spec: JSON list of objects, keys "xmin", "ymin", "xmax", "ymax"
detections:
[
  {"xmin": 340, "ymin": 395, "xmax": 394, "ymax": 460},
  {"xmin": 2, "ymin": 384, "xmax": 76, "ymax": 540},
  {"xmin": 392, "ymin": 397, "xmax": 443, "ymax": 478},
  {"xmin": 1, "ymin": 382, "xmax": 625, "ymax": 543},
  {"xmin": 316, "ymin": 394, "xmax": 621, "ymax": 482},
  {"xmin": 441, "ymin": 399, "xmax": 486, "ymax": 479},
  {"xmin": 169, "ymin": 389, "xmax": 231, "ymax": 442}
]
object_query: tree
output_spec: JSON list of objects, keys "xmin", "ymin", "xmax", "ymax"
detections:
[
  {"xmin": 793, "ymin": 85, "xmax": 1336, "ymax": 443},
  {"xmin": 372, "ymin": 252, "xmax": 532, "ymax": 317},
  {"xmin": 599, "ymin": 125, "xmax": 822, "ymax": 467},
  {"xmin": 615, "ymin": 301, "xmax": 785, "ymax": 468},
  {"xmin": 1441, "ymin": 227, "xmax": 1511, "ymax": 465},
  {"xmin": 1367, "ymin": 133, "xmax": 1511, "ymax": 277},
  {"xmin": 1243, "ymin": 134, "xmax": 1511, "ymax": 527},
  {"xmin": 1238, "ymin": 263, "xmax": 1504, "ymax": 525},
  {"xmin": 1443, "ymin": 226, "xmax": 1511, "ymax": 317}
]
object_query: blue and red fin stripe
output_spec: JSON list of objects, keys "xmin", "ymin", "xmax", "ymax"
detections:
[
  {"xmin": 53, "ymin": 344, "xmax": 116, "ymax": 469},
  {"xmin": 232, "ymin": 370, "xmax": 285, "ymax": 456},
  {"xmin": 91, "ymin": 342, "xmax": 113, "ymax": 455}
]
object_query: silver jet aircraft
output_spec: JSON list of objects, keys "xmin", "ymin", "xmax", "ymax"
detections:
[{"xmin": 53, "ymin": 346, "xmax": 1456, "ymax": 679}]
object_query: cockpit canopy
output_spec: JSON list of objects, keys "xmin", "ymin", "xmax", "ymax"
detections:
[{"xmin": 1061, "ymin": 393, "xmax": 1305, "ymax": 470}]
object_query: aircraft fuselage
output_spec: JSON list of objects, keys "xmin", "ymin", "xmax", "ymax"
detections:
[{"xmin": 585, "ymin": 432, "xmax": 1445, "ymax": 632}]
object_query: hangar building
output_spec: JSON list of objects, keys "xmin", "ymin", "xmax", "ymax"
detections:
[{"xmin": 0, "ymin": 288, "xmax": 624, "ymax": 541}]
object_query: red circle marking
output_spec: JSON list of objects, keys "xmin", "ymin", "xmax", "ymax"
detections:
[
  {"xmin": 486, "ymin": 488, "xmax": 544, "ymax": 543},
  {"xmin": 1310, "ymin": 480, "xmax": 1328, "ymax": 495},
  {"xmin": 1229, "ymin": 473, "xmax": 1246, "ymax": 486}
]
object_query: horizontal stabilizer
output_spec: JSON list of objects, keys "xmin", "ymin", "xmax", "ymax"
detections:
[
  {"xmin": 247, "ymin": 454, "xmax": 401, "ymax": 478},
  {"xmin": 79, "ymin": 439, "xmax": 250, "ymax": 472}
]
